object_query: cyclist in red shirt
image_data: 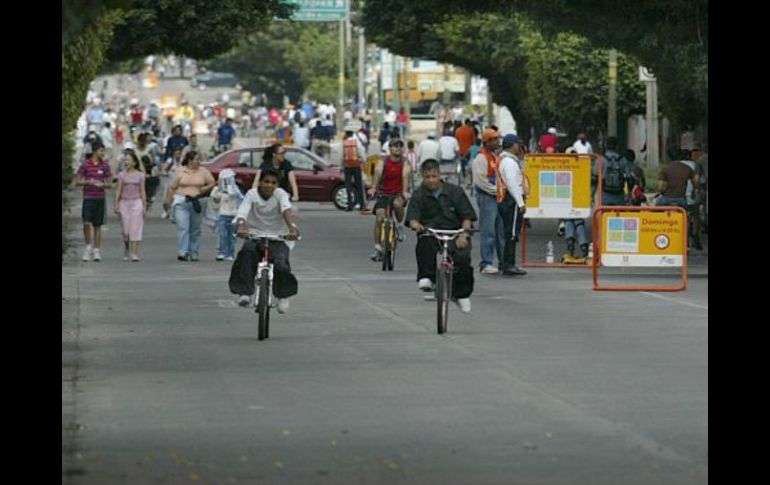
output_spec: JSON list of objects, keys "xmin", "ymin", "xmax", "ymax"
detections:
[{"xmin": 367, "ymin": 138, "xmax": 412, "ymax": 261}]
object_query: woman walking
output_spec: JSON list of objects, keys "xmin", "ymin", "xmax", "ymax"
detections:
[{"xmin": 113, "ymin": 151, "xmax": 147, "ymax": 261}]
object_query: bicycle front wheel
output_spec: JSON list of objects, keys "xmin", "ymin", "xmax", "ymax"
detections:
[
  {"xmin": 257, "ymin": 269, "xmax": 270, "ymax": 340},
  {"xmin": 381, "ymin": 219, "xmax": 393, "ymax": 271},
  {"xmin": 435, "ymin": 259, "xmax": 451, "ymax": 334}
]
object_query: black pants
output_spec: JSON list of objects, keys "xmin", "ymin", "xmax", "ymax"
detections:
[
  {"xmin": 344, "ymin": 167, "xmax": 365, "ymax": 209},
  {"xmin": 228, "ymin": 240, "xmax": 298, "ymax": 298},
  {"xmin": 498, "ymin": 195, "xmax": 523, "ymax": 268},
  {"xmin": 145, "ymin": 176, "xmax": 159, "ymax": 201},
  {"xmin": 416, "ymin": 236, "xmax": 474, "ymax": 299}
]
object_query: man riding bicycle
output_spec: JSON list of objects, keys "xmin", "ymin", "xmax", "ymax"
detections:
[
  {"xmin": 228, "ymin": 169, "xmax": 300, "ymax": 313},
  {"xmin": 404, "ymin": 159, "xmax": 477, "ymax": 313},
  {"xmin": 368, "ymin": 138, "xmax": 412, "ymax": 262}
]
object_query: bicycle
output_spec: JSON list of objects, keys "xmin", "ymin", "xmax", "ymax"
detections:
[
  {"xmin": 241, "ymin": 232, "xmax": 298, "ymax": 341},
  {"xmin": 419, "ymin": 228, "xmax": 477, "ymax": 334},
  {"xmin": 370, "ymin": 191, "xmax": 405, "ymax": 271}
]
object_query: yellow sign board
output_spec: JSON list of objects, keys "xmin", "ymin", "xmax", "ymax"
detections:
[
  {"xmin": 523, "ymin": 154, "xmax": 592, "ymax": 218},
  {"xmin": 600, "ymin": 209, "xmax": 686, "ymax": 267}
]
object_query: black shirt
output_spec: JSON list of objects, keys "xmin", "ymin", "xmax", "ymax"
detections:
[
  {"xmin": 260, "ymin": 160, "xmax": 295, "ymax": 194},
  {"xmin": 405, "ymin": 182, "xmax": 477, "ymax": 230}
]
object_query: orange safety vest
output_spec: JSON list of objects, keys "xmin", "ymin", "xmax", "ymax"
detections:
[
  {"xmin": 496, "ymin": 155, "xmax": 529, "ymax": 203},
  {"xmin": 343, "ymin": 138, "xmax": 361, "ymax": 168},
  {"xmin": 480, "ymin": 147, "xmax": 505, "ymax": 201}
]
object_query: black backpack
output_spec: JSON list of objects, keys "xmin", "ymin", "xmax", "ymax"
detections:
[{"xmin": 604, "ymin": 154, "xmax": 625, "ymax": 194}]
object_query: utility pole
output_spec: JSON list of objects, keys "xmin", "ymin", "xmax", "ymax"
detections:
[
  {"xmin": 607, "ymin": 49, "xmax": 618, "ymax": 138},
  {"xmin": 403, "ymin": 56, "xmax": 411, "ymax": 137},
  {"xmin": 337, "ymin": 19, "xmax": 345, "ymax": 133},
  {"xmin": 640, "ymin": 66, "xmax": 660, "ymax": 169},
  {"xmin": 358, "ymin": 28, "xmax": 365, "ymax": 110}
]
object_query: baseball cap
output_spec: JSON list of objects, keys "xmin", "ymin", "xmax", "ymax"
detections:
[
  {"xmin": 547, "ymin": 127, "xmax": 557, "ymax": 134},
  {"xmin": 482, "ymin": 128, "xmax": 500, "ymax": 142},
  {"xmin": 501, "ymin": 134, "xmax": 520, "ymax": 148}
]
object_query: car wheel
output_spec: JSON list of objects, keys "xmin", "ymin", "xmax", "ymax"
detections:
[{"xmin": 332, "ymin": 185, "xmax": 349, "ymax": 211}]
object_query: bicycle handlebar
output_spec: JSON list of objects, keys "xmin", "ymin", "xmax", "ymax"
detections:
[{"xmin": 418, "ymin": 228, "xmax": 478, "ymax": 241}]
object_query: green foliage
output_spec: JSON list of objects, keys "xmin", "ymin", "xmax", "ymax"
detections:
[
  {"xmin": 106, "ymin": 0, "xmax": 296, "ymax": 62},
  {"xmin": 206, "ymin": 22, "xmax": 358, "ymax": 104},
  {"xmin": 521, "ymin": 28, "xmax": 645, "ymax": 138},
  {"xmin": 364, "ymin": 5, "xmax": 645, "ymax": 141},
  {"xmin": 62, "ymin": 10, "xmax": 122, "ymax": 257}
]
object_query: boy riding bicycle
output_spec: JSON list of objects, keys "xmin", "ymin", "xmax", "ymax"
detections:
[{"xmin": 228, "ymin": 169, "xmax": 300, "ymax": 313}]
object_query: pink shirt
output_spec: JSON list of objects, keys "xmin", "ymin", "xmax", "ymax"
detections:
[{"xmin": 119, "ymin": 171, "xmax": 145, "ymax": 200}]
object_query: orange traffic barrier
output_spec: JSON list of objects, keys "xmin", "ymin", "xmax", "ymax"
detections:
[{"xmin": 592, "ymin": 205, "xmax": 688, "ymax": 292}]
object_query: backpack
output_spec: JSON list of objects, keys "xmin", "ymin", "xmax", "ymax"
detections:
[
  {"xmin": 603, "ymin": 154, "xmax": 625, "ymax": 194},
  {"xmin": 343, "ymin": 138, "xmax": 361, "ymax": 168}
]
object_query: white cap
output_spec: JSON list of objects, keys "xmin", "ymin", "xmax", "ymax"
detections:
[{"xmin": 548, "ymin": 127, "xmax": 557, "ymax": 134}]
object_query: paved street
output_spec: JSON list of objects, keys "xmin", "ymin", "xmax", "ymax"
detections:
[{"xmin": 63, "ymin": 196, "xmax": 707, "ymax": 484}]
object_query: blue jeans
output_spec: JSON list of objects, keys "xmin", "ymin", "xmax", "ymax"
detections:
[
  {"xmin": 564, "ymin": 219, "xmax": 589, "ymax": 246},
  {"xmin": 217, "ymin": 215, "xmax": 237, "ymax": 258},
  {"xmin": 601, "ymin": 192, "xmax": 627, "ymax": 206},
  {"xmin": 476, "ymin": 191, "xmax": 504, "ymax": 269},
  {"xmin": 174, "ymin": 200, "xmax": 203, "ymax": 257}
]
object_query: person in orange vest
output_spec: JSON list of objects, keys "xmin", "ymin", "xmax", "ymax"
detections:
[
  {"xmin": 342, "ymin": 128, "xmax": 367, "ymax": 211},
  {"xmin": 496, "ymin": 134, "xmax": 527, "ymax": 275},
  {"xmin": 471, "ymin": 128, "xmax": 504, "ymax": 274}
]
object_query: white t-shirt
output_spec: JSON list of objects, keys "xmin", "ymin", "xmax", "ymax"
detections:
[
  {"xmin": 572, "ymin": 139, "xmax": 593, "ymax": 154},
  {"xmin": 680, "ymin": 160, "xmax": 696, "ymax": 204},
  {"xmin": 293, "ymin": 127, "xmax": 310, "ymax": 149},
  {"xmin": 498, "ymin": 152, "xmax": 525, "ymax": 208},
  {"xmin": 438, "ymin": 136, "xmax": 459, "ymax": 160},
  {"xmin": 384, "ymin": 110, "xmax": 397, "ymax": 124},
  {"xmin": 237, "ymin": 187, "xmax": 294, "ymax": 247},
  {"xmin": 416, "ymin": 139, "xmax": 440, "ymax": 164}
]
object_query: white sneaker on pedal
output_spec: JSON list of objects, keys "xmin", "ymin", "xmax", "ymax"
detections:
[
  {"xmin": 238, "ymin": 295, "xmax": 251, "ymax": 307},
  {"xmin": 480, "ymin": 265, "xmax": 498, "ymax": 274},
  {"xmin": 456, "ymin": 298, "xmax": 471, "ymax": 314},
  {"xmin": 418, "ymin": 278, "xmax": 434, "ymax": 291},
  {"xmin": 276, "ymin": 298, "xmax": 290, "ymax": 314}
]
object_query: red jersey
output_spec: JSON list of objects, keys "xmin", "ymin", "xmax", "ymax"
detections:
[{"xmin": 380, "ymin": 158, "xmax": 404, "ymax": 195}]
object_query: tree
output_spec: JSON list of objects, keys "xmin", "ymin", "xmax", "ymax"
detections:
[
  {"xmin": 368, "ymin": 0, "xmax": 708, "ymax": 131},
  {"xmin": 361, "ymin": 5, "xmax": 645, "ymax": 143},
  {"xmin": 206, "ymin": 22, "xmax": 359, "ymax": 105},
  {"xmin": 106, "ymin": 0, "xmax": 296, "ymax": 77}
]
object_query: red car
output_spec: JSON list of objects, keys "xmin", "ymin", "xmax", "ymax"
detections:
[{"xmin": 204, "ymin": 146, "xmax": 354, "ymax": 210}]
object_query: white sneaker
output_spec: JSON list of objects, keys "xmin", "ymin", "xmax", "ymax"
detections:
[
  {"xmin": 480, "ymin": 265, "xmax": 498, "ymax": 274},
  {"xmin": 82, "ymin": 245, "xmax": 92, "ymax": 262},
  {"xmin": 456, "ymin": 298, "xmax": 471, "ymax": 313},
  {"xmin": 123, "ymin": 248, "xmax": 130, "ymax": 261},
  {"xmin": 161, "ymin": 210, "xmax": 169, "ymax": 219},
  {"xmin": 225, "ymin": 256, "xmax": 234, "ymax": 262},
  {"xmin": 92, "ymin": 249, "xmax": 102, "ymax": 262},
  {"xmin": 276, "ymin": 298, "xmax": 290, "ymax": 314},
  {"xmin": 418, "ymin": 278, "xmax": 434, "ymax": 291},
  {"xmin": 238, "ymin": 295, "xmax": 251, "ymax": 307},
  {"xmin": 216, "ymin": 254, "xmax": 225, "ymax": 261}
]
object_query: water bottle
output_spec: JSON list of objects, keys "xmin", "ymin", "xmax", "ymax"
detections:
[{"xmin": 546, "ymin": 240, "xmax": 555, "ymax": 264}]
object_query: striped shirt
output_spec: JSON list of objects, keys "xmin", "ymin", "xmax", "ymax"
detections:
[{"xmin": 77, "ymin": 159, "xmax": 112, "ymax": 199}]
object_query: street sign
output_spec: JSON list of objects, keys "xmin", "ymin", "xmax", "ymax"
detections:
[
  {"xmin": 523, "ymin": 154, "xmax": 592, "ymax": 219},
  {"xmin": 284, "ymin": 0, "xmax": 349, "ymax": 21},
  {"xmin": 599, "ymin": 209, "xmax": 685, "ymax": 267},
  {"xmin": 639, "ymin": 66, "xmax": 656, "ymax": 82}
]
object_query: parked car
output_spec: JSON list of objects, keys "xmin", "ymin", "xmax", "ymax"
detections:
[
  {"xmin": 191, "ymin": 71, "xmax": 241, "ymax": 89},
  {"xmin": 204, "ymin": 146, "xmax": 359, "ymax": 210}
]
